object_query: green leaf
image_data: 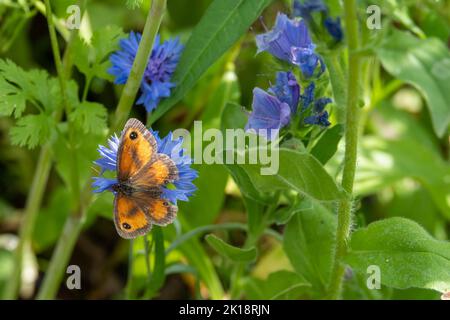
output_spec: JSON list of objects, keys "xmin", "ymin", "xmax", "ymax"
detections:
[
  {"xmin": 73, "ymin": 25, "xmax": 125, "ymax": 80},
  {"xmin": 205, "ymin": 234, "xmax": 257, "ymax": 263},
  {"xmin": 283, "ymin": 201, "xmax": 336, "ymax": 294},
  {"xmin": 0, "ymin": 59, "xmax": 61, "ymax": 113},
  {"xmin": 150, "ymin": 0, "xmax": 273, "ymax": 122},
  {"xmin": 239, "ymin": 148, "xmax": 344, "ymax": 202},
  {"xmin": 69, "ymin": 101, "xmax": 108, "ymax": 134},
  {"xmin": 125, "ymin": 0, "xmax": 143, "ymax": 9},
  {"xmin": 311, "ymin": 124, "xmax": 344, "ymax": 165},
  {"xmin": 355, "ymin": 136, "xmax": 450, "ymax": 219},
  {"xmin": 9, "ymin": 114, "xmax": 55, "ymax": 149},
  {"xmin": 0, "ymin": 78, "xmax": 26, "ymax": 118},
  {"xmin": 244, "ymin": 270, "xmax": 310, "ymax": 300},
  {"xmin": 376, "ymin": 30, "xmax": 450, "ymax": 137},
  {"xmin": 220, "ymin": 103, "xmax": 268, "ymax": 203},
  {"xmin": 346, "ymin": 217, "xmax": 450, "ymax": 293}
]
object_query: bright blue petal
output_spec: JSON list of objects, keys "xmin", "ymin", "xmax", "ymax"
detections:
[
  {"xmin": 108, "ymin": 32, "xmax": 183, "ymax": 113},
  {"xmin": 245, "ymin": 88, "xmax": 291, "ymax": 140},
  {"xmin": 92, "ymin": 177, "xmax": 117, "ymax": 193},
  {"xmin": 269, "ymin": 71, "xmax": 300, "ymax": 114}
]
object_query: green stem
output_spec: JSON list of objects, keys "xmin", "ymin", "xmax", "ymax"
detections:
[
  {"xmin": 35, "ymin": 0, "xmax": 167, "ymax": 299},
  {"xmin": 125, "ymin": 240, "xmax": 135, "ymax": 299},
  {"xmin": 3, "ymin": 145, "xmax": 53, "ymax": 299},
  {"xmin": 3, "ymin": 3, "xmax": 82, "ymax": 298},
  {"xmin": 36, "ymin": 215, "xmax": 84, "ymax": 299},
  {"xmin": 111, "ymin": 0, "xmax": 167, "ymax": 132},
  {"xmin": 45, "ymin": 0, "xmax": 81, "ymax": 203},
  {"xmin": 327, "ymin": 0, "xmax": 362, "ymax": 300}
]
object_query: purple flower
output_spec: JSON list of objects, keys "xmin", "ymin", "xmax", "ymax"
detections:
[
  {"xmin": 269, "ymin": 71, "xmax": 300, "ymax": 114},
  {"xmin": 109, "ymin": 32, "xmax": 183, "ymax": 113},
  {"xmin": 301, "ymin": 82, "xmax": 315, "ymax": 110},
  {"xmin": 92, "ymin": 128, "xmax": 197, "ymax": 205},
  {"xmin": 304, "ymin": 97, "xmax": 332, "ymax": 127},
  {"xmin": 245, "ymin": 88, "xmax": 291, "ymax": 140},
  {"xmin": 256, "ymin": 13, "xmax": 323, "ymax": 78},
  {"xmin": 293, "ymin": 0, "xmax": 344, "ymax": 42}
]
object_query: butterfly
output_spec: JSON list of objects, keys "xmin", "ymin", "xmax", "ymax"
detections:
[{"xmin": 111, "ymin": 118, "xmax": 178, "ymax": 239}]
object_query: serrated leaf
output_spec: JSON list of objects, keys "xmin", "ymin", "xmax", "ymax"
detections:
[
  {"xmin": 9, "ymin": 114, "xmax": 55, "ymax": 149},
  {"xmin": 0, "ymin": 78, "xmax": 26, "ymax": 118},
  {"xmin": 206, "ymin": 234, "xmax": 257, "ymax": 263},
  {"xmin": 69, "ymin": 101, "xmax": 108, "ymax": 134},
  {"xmin": 150, "ymin": 0, "xmax": 274, "ymax": 122},
  {"xmin": 346, "ymin": 217, "xmax": 450, "ymax": 293},
  {"xmin": 239, "ymin": 148, "xmax": 344, "ymax": 201},
  {"xmin": 376, "ymin": 30, "xmax": 450, "ymax": 137},
  {"xmin": 73, "ymin": 25, "xmax": 125, "ymax": 80},
  {"xmin": 0, "ymin": 59, "xmax": 61, "ymax": 113}
]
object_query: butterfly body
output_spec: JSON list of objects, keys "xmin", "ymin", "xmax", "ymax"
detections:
[{"xmin": 113, "ymin": 118, "xmax": 179, "ymax": 239}]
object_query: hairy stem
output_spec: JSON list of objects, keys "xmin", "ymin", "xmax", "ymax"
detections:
[
  {"xmin": 111, "ymin": 0, "xmax": 167, "ymax": 132},
  {"xmin": 327, "ymin": 0, "xmax": 362, "ymax": 300},
  {"xmin": 36, "ymin": 0, "xmax": 167, "ymax": 299}
]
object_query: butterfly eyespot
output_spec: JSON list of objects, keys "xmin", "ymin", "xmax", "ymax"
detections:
[
  {"xmin": 164, "ymin": 179, "xmax": 169, "ymax": 185},
  {"xmin": 129, "ymin": 131, "xmax": 138, "ymax": 140},
  {"xmin": 122, "ymin": 222, "xmax": 131, "ymax": 230},
  {"xmin": 163, "ymin": 201, "xmax": 169, "ymax": 207}
]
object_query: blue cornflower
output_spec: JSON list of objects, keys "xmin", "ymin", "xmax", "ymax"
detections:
[
  {"xmin": 293, "ymin": 0, "xmax": 343, "ymax": 42},
  {"xmin": 245, "ymin": 88, "xmax": 291, "ymax": 140},
  {"xmin": 109, "ymin": 32, "xmax": 183, "ymax": 113},
  {"xmin": 256, "ymin": 13, "xmax": 323, "ymax": 78},
  {"xmin": 304, "ymin": 97, "xmax": 332, "ymax": 127},
  {"xmin": 92, "ymin": 129, "xmax": 197, "ymax": 205},
  {"xmin": 269, "ymin": 71, "xmax": 300, "ymax": 114}
]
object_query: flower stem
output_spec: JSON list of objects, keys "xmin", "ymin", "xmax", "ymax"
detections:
[
  {"xmin": 327, "ymin": 0, "xmax": 361, "ymax": 300},
  {"xmin": 3, "ymin": 144, "xmax": 53, "ymax": 299},
  {"xmin": 2, "ymin": 1, "xmax": 83, "ymax": 298},
  {"xmin": 36, "ymin": 0, "xmax": 167, "ymax": 299},
  {"xmin": 111, "ymin": 0, "xmax": 167, "ymax": 132}
]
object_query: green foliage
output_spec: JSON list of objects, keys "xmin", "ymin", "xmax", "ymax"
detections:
[
  {"xmin": 10, "ymin": 114, "xmax": 56, "ymax": 149},
  {"xmin": 73, "ymin": 25, "xmax": 125, "ymax": 81},
  {"xmin": 150, "ymin": 0, "xmax": 274, "ymax": 122},
  {"xmin": 346, "ymin": 217, "xmax": 450, "ymax": 293},
  {"xmin": 283, "ymin": 201, "xmax": 336, "ymax": 295},
  {"xmin": 69, "ymin": 101, "xmax": 108, "ymax": 134},
  {"xmin": 244, "ymin": 270, "xmax": 310, "ymax": 299},
  {"xmin": 376, "ymin": 30, "xmax": 450, "ymax": 137},
  {"xmin": 206, "ymin": 234, "xmax": 257, "ymax": 263},
  {"xmin": 239, "ymin": 148, "xmax": 344, "ymax": 202}
]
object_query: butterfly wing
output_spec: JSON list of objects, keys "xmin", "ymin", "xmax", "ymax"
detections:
[
  {"xmin": 131, "ymin": 190, "xmax": 178, "ymax": 226},
  {"xmin": 113, "ymin": 192, "xmax": 152, "ymax": 239},
  {"xmin": 130, "ymin": 153, "xmax": 179, "ymax": 187},
  {"xmin": 117, "ymin": 118, "xmax": 157, "ymax": 181}
]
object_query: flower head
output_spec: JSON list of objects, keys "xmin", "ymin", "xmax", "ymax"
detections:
[
  {"xmin": 293, "ymin": 0, "xmax": 343, "ymax": 42},
  {"xmin": 245, "ymin": 88, "xmax": 291, "ymax": 140},
  {"xmin": 304, "ymin": 97, "xmax": 332, "ymax": 127},
  {"xmin": 109, "ymin": 32, "xmax": 183, "ymax": 113},
  {"xmin": 92, "ymin": 128, "xmax": 197, "ymax": 205},
  {"xmin": 256, "ymin": 13, "xmax": 323, "ymax": 77},
  {"xmin": 269, "ymin": 71, "xmax": 300, "ymax": 114}
]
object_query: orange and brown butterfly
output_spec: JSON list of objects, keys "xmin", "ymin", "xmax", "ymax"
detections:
[{"xmin": 109, "ymin": 118, "xmax": 179, "ymax": 239}]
